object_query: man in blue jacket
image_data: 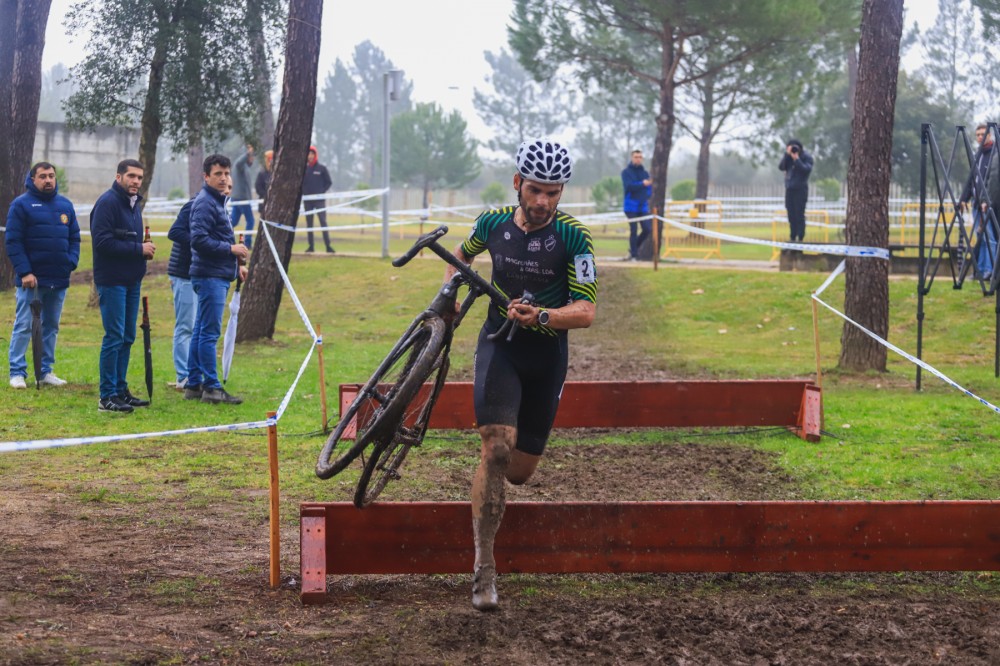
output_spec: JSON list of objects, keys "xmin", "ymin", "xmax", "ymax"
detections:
[
  {"xmin": 167, "ymin": 198, "xmax": 196, "ymax": 390},
  {"xmin": 91, "ymin": 159, "xmax": 156, "ymax": 413},
  {"xmin": 184, "ymin": 154, "xmax": 249, "ymax": 405},
  {"xmin": 621, "ymin": 150, "xmax": 652, "ymax": 260},
  {"xmin": 5, "ymin": 162, "xmax": 81, "ymax": 389}
]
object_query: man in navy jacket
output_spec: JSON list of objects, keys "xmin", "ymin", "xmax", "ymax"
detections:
[
  {"xmin": 167, "ymin": 199, "xmax": 196, "ymax": 389},
  {"xmin": 778, "ymin": 139, "xmax": 814, "ymax": 242},
  {"xmin": 184, "ymin": 154, "xmax": 249, "ymax": 405},
  {"xmin": 621, "ymin": 150, "xmax": 652, "ymax": 260},
  {"xmin": 91, "ymin": 159, "xmax": 156, "ymax": 413},
  {"xmin": 5, "ymin": 162, "xmax": 81, "ymax": 389}
]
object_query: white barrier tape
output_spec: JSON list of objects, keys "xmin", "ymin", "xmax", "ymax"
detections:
[
  {"xmin": 0, "ymin": 418, "xmax": 273, "ymax": 454},
  {"xmin": 260, "ymin": 221, "xmax": 317, "ymax": 340},
  {"xmin": 812, "ymin": 268, "xmax": 1000, "ymax": 417},
  {"xmin": 656, "ymin": 215, "xmax": 890, "ymax": 259},
  {"xmin": 275, "ymin": 340, "xmax": 317, "ymax": 421},
  {"xmin": 813, "ymin": 259, "xmax": 847, "ymax": 296}
]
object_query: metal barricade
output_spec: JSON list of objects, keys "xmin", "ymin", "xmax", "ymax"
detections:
[{"xmin": 661, "ymin": 200, "xmax": 723, "ymax": 259}]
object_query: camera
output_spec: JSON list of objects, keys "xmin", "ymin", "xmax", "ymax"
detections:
[{"xmin": 790, "ymin": 146, "xmax": 799, "ymax": 155}]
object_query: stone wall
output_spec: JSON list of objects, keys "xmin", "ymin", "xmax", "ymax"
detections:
[{"xmin": 33, "ymin": 121, "xmax": 140, "ymax": 204}]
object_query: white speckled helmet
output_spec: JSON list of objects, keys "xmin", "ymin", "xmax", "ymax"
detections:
[{"xmin": 515, "ymin": 138, "xmax": 573, "ymax": 184}]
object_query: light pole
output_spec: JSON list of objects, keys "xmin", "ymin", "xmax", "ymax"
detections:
[{"xmin": 382, "ymin": 69, "xmax": 403, "ymax": 258}]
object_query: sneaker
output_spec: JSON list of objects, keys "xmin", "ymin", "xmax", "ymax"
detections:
[
  {"xmin": 40, "ymin": 373, "xmax": 68, "ymax": 386},
  {"xmin": 9, "ymin": 376, "xmax": 26, "ymax": 389},
  {"xmin": 201, "ymin": 386, "xmax": 243, "ymax": 405},
  {"xmin": 184, "ymin": 385, "xmax": 204, "ymax": 400},
  {"xmin": 325, "ymin": 246, "xmax": 336, "ymax": 254},
  {"xmin": 471, "ymin": 564, "xmax": 499, "ymax": 612},
  {"xmin": 304, "ymin": 247, "xmax": 315, "ymax": 253},
  {"xmin": 98, "ymin": 396, "xmax": 134, "ymax": 413},
  {"xmin": 118, "ymin": 389, "xmax": 150, "ymax": 407}
]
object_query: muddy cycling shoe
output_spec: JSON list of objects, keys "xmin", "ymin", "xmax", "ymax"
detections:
[{"xmin": 471, "ymin": 564, "xmax": 498, "ymax": 611}]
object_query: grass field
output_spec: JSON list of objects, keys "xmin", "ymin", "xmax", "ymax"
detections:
[{"xmin": 1, "ymin": 236, "xmax": 998, "ymax": 505}]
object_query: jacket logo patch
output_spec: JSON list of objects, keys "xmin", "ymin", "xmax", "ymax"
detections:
[
  {"xmin": 545, "ymin": 235, "xmax": 556, "ymax": 251},
  {"xmin": 528, "ymin": 238, "xmax": 541, "ymax": 252},
  {"xmin": 60, "ymin": 213, "xmax": 69, "ymax": 225}
]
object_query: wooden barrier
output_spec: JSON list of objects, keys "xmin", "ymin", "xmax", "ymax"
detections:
[
  {"xmin": 300, "ymin": 500, "xmax": 1000, "ymax": 604},
  {"xmin": 339, "ymin": 380, "xmax": 822, "ymax": 442}
]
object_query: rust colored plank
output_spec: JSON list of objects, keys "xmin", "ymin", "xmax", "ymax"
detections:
[
  {"xmin": 339, "ymin": 381, "xmax": 819, "ymax": 431},
  {"xmin": 302, "ymin": 501, "xmax": 1000, "ymax": 580},
  {"xmin": 798, "ymin": 384, "xmax": 822, "ymax": 442},
  {"xmin": 300, "ymin": 509, "xmax": 328, "ymax": 604}
]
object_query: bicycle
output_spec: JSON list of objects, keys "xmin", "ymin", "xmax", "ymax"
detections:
[{"xmin": 315, "ymin": 225, "xmax": 534, "ymax": 507}]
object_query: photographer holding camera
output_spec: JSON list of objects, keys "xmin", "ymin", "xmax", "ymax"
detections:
[{"xmin": 778, "ymin": 139, "xmax": 813, "ymax": 242}]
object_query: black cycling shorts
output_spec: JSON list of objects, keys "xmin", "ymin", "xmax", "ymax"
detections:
[{"xmin": 472, "ymin": 324, "xmax": 569, "ymax": 456}]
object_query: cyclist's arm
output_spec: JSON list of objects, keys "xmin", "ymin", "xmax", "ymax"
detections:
[
  {"xmin": 443, "ymin": 242, "xmax": 474, "ymax": 285},
  {"xmin": 508, "ymin": 299, "xmax": 595, "ymax": 330}
]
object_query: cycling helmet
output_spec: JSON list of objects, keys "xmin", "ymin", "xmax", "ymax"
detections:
[{"xmin": 515, "ymin": 138, "xmax": 573, "ymax": 184}]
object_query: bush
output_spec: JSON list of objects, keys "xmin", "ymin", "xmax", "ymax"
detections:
[
  {"xmin": 591, "ymin": 176, "xmax": 623, "ymax": 212},
  {"xmin": 481, "ymin": 182, "xmax": 507, "ymax": 208},
  {"xmin": 167, "ymin": 187, "xmax": 186, "ymax": 200},
  {"xmin": 816, "ymin": 177, "xmax": 841, "ymax": 202},
  {"xmin": 55, "ymin": 166, "xmax": 70, "ymax": 195},
  {"xmin": 670, "ymin": 179, "xmax": 696, "ymax": 202},
  {"xmin": 356, "ymin": 182, "xmax": 380, "ymax": 211}
]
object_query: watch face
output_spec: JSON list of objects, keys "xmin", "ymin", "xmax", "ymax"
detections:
[{"xmin": 539, "ymin": 310, "xmax": 549, "ymax": 325}]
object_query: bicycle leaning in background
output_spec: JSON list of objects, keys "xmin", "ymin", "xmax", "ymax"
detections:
[{"xmin": 315, "ymin": 225, "xmax": 535, "ymax": 507}]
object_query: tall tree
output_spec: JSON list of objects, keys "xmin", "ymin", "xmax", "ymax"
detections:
[
  {"xmin": 473, "ymin": 48, "xmax": 571, "ymax": 155},
  {"xmin": 314, "ymin": 58, "xmax": 360, "ymax": 189},
  {"xmin": 0, "ymin": 0, "xmax": 53, "ymax": 290},
  {"xmin": 63, "ymin": 0, "xmax": 282, "ymax": 201},
  {"xmin": 391, "ymin": 103, "xmax": 481, "ymax": 208},
  {"xmin": 510, "ymin": 0, "xmax": 856, "ymax": 218},
  {"xmin": 237, "ymin": 0, "xmax": 322, "ymax": 342},
  {"xmin": 572, "ymin": 82, "xmax": 656, "ymax": 185},
  {"xmin": 351, "ymin": 41, "xmax": 412, "ymax": 184},
  {"xmin": 911, "ymin": 0, "xmax": 982, "ymax": 123},
  {"xmin": 838, "ymin": 0, "xmax": 904, "ymax": 372}
]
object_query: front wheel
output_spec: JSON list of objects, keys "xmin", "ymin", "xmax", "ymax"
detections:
[
  {"xmin": 354, "ymin": 346, "xmax": 451, "ymax": 507},
  {"xmin": 316, "ymin": 315, "xmax": 446, "ymax": 479}
]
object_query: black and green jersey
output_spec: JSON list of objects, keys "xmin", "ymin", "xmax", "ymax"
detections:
[{"xmin": 461, "ymin": 206, "xmax": 597, "ymax": 336}]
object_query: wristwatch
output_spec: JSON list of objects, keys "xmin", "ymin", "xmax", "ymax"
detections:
[{"xmin": 537, "ymin": 309, "xmax": 550, "ymax": 326}]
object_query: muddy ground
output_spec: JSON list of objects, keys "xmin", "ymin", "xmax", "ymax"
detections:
[{"xmin": 3, "ymin": 345, "xmax": 1000, "ymax": 665}]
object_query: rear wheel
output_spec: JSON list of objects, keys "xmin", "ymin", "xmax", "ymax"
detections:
[
  {"xmin": 354, "ymin": 347, "xmax": 451, "ymax": 507},
  {"xmin": 316, "ymin": 315, "xmax": 446, "ymax": 479}
]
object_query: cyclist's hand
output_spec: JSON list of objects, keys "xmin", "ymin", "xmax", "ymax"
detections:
[{"xmin": 507, "ymin": 301, "xmax": 538, "ymax": 326}]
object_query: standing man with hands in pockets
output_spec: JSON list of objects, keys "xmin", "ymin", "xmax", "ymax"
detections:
[
  {"xmin": 184, "ymin": 154, "xmax": 249, "ymax": 405},
  {"xmin": 91, "ymin": 159, "xmax": 155, "ymax": 413}
]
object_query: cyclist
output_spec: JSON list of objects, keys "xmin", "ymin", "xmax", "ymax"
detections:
[{"xmin": 444, "ymin": 138, "xmax": 598, "ymax": 611}]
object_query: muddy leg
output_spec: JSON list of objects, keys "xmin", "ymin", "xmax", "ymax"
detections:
[{"xmin": 471, "ymin": 424, "xmax": 516, "ymax": 611}]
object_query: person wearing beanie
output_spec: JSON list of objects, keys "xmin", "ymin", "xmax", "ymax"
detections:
[{"xmin": 302, "ymin": 146, "xmax": 334, "ymax": 253}]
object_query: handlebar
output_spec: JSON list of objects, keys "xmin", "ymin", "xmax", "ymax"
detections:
[{"xmin": 392, "ymin": 225, "xmax": 450, "ymax": 267}]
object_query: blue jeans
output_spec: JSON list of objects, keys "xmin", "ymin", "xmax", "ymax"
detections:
[
  {"xmin": 230, "ymin": 204, "xmax": 255, "ymax": 249},
  {"xmin": 975, "ymin": 208, "xmax": 998, "ymax": 277},
  {"xmin": 626, "ymin": 210, "xmax": 651, "ymax": 259},
  {"xmin": 188, "ymin": 277, "xmax": 229, "ymax": 390},
  {"xmin": 97, "ymin": 282, "xmax": 140, "ymax": 399},
  {"xmin": 170, "ymin": 276, "xmax": 197, "ymax": 383},
  {"xmin": 8, "ymin": 286, "xmax": 67, "ymax": 379}
]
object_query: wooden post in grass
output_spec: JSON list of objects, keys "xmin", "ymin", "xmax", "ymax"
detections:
[
  {"xmin": 811, "ymin": 297, "xmax": 823, "ymax": 390},
  {"xmin": 267, "ymin": 410, "xmax": 280, "ymax": 588},
  {"xmin": 652, "ymin": 208, "xmax": 660, "ymax": 271},
  {"xmin": 316, "ymin": 324, "xmax": 329, "ymax": 433}
]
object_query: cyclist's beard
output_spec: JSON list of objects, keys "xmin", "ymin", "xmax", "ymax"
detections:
[{"xmin": 517, "ymin": 190, "xmax": 557, "ymax": 228}]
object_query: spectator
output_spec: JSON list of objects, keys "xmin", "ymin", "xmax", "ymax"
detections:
[
  {"xmin": 230, "ymin": 144, "xmax": 255, "ymax": 249},
  {"xmin": 961, "ymin": 123, "xmax": 998, "ymax": 281},
  {"xmin": 167, "ymin": 198, "xmax": 196, "ymax": 390},
  {"xmin": 91, "ymin": 159, "xmax": 155, "ymax": 413},
  {"xmin": 184, "ymin": 154, "xmax": 249, "ymax": 405},
  {"xmin": 621, "ymin": 149, "xmax": 652, "ymax": 260},
  {"xmin": 255, "ymin": 149, "xmax": 273, "ymax": 217},
  {"xmin": 5, "ymin": 162, "xmax": 81, "ymax": 389},
  {"xmin": 778, "ymin": 139, "xmax": 814, "ymax": 242},
  {"xmin": 302, "ymin": 146, "xmax": 334, "ymax": 253}
]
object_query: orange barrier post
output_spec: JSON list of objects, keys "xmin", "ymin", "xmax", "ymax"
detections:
[
  {"xmin": 267, "ymin": 411, "xmax": 280, "ymax": 588},
  {"xmin": 316, "ymin": 324, "xmax": 329, "ymax": 433}
]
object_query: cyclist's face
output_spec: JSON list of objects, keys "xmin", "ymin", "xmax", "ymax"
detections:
[{"xmin": 515, "ymin": 175, "xmax": 563, "ymax": 227}]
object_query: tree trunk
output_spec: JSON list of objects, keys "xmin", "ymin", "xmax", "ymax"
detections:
[
  {"xmin": 136, "ymin": 31, "xmax": 170, "ymax": 203},
  {"xmin": 0, "ymin": 0, "xmax": 52, "ymax": 291},
  {"xmin": 650, "ymin": 26, "xmax": 678, "ymax": 217},
  {"xmin": 248, "ymin": 0, "xmax": 276, "ymax": 151},
  {"xmin": 186, "ymin": 136, "xmax": 204, "ymax": 197},
  {"xmin": 237, "ymin": 0, "xmax": 323, "ymax": 342},
  {"xmin": 838, "ymin": 0, "xmax": 903, "ymax": 372}
]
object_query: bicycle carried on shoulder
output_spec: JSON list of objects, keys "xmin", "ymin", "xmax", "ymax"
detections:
[{"xmin": 315, "ymin": 225, "xmax": 533, "ymax": 507}]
